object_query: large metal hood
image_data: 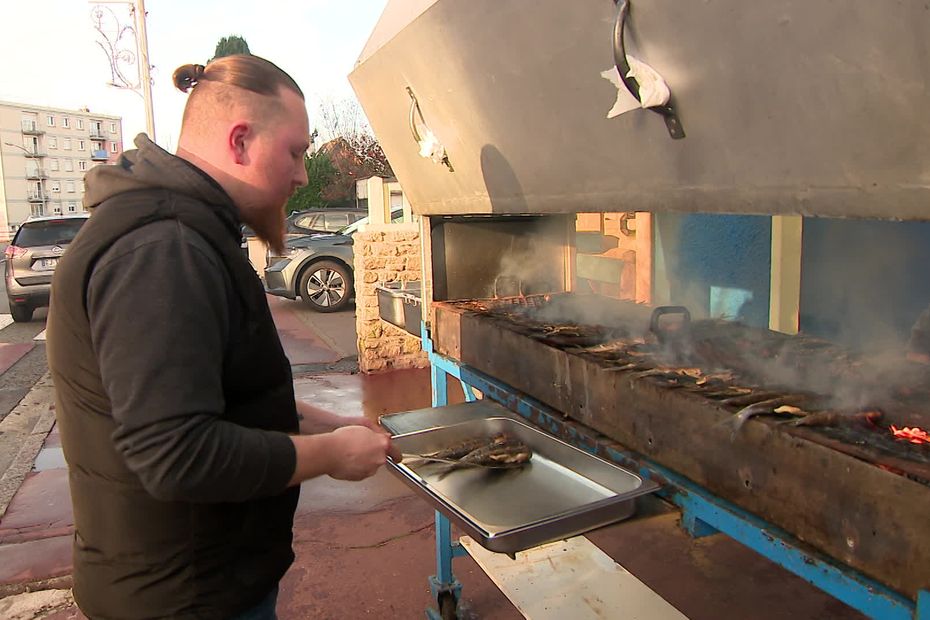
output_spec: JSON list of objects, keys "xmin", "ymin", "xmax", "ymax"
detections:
[{"xmin": 350, "ymin": 0, "xmax": 930, "ymax": 219}]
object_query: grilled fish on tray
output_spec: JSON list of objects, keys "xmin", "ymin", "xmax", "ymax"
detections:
[{"xmin": 403, "ymin": 433, "xmax": 533, "ymax": 476}]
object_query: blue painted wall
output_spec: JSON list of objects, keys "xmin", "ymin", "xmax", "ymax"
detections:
[
  {"xmin": 659, "ymin": 214, "xmax": 772, "ymax": 328},
  {"xmin": 800, "ymin": 219, "xmax": 930, "ymax": 352}
]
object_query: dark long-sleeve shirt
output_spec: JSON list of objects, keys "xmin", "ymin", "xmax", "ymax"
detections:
[{"xmin": 87, "ymin": 218, "xmax": 296, "ymax": 503}]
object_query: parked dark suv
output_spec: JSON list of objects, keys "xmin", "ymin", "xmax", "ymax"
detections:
[{"xmin": 4, "ymin": 213, "xmax": 90, "ymax": 322}]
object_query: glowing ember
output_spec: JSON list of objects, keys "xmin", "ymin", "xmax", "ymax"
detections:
[{"xmin": 890, "ymin": 425, "xmax": 930, "ymax": 445}]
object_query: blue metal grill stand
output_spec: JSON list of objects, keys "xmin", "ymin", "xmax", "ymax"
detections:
[{"xmin": 420, "ymin": 325, "xmax": 928, "ymax": 619}]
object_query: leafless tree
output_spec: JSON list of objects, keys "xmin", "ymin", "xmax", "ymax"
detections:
[
  {"xmin": 316, "ymin": 97, "xmax": 367, "ymax": 144},
  {"xmin": 314, "ymin": 95, "xmax": 393, "ymax": 181}
]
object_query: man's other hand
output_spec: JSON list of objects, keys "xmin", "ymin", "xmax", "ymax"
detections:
[{"xmin": 327, "ymin": 426, "xmax": 401, "ymax": 481}]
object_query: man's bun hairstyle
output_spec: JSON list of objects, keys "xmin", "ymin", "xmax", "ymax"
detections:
[
  {"xmin": 171, "ymin": 55, "xmax": 303, "ymax": 98},
  {"xmin": 173, "ymin": 64, "xmax": 206, "ymax": 93}
]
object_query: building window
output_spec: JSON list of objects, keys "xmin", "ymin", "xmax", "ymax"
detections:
[
  {"xmin": 66, "ymin": 181, "xmax": 76, "ymax": 193},
  {"xmin": 47, "ymin": 115, "xmax": 55, "ymax": 126},
  {"xmin": 53, "ymin": 205, "xmax": 63, "ymax": 215},
  {"xmin": 78, "ymin": 140, "xmax": 85, "ymax": 151},
  {"xmin": 109, "ymin": 122, "xmax": 117, "ymax": 133},
  {"xmin": 31, "ymin": 204, "xmax": 45, "ymax": 217},
  {"xmin": 48, "ymin": 137, "xmax": 57, "ymax": 149},
  {"xmin": 64, "ymin": 159, "xmax": 74, "ymax": 172},
  {"xmin": 79, "ymin": 160, "xmax": 87, "ymax": 171},
  {"xmin": 68, "ymin": 202, "xmax": 77, "ymax": 213},
  {"xmin": 50, "ymin": 181, "xmax": 60, "ymax": 193},
  {"xmin": 77, "ymin": 119, "xmax": 84, "ymax": 130},
  {"xmin": 49, "ymin": 159, "xmax": 59, "ymax": 172},
  {"xmin": 110, "ymin": 142, "xmax": 118, "ymax": 153},
  {"xmin": 63, "ymin": 138, "xmax": 71, "ymax": 150},
  {"xmin": 62, "ymin": 117, "xmax": 70, "ymax": 129}
]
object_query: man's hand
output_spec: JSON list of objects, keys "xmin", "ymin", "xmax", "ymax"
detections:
[
  {"xmin": 288, "ymin": 425, "xmax": 401, "ymax": 486},
  {"xmin": 327, "ymin": 426, "xmax": 401, "ymax": 481}
]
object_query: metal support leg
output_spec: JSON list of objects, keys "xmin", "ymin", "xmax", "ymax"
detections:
[
  {"xmin": 680, "ymin": 510, "xmax": 718, "ymax": 539},
  {"xmin": 918, "ymin": 591, "xmax": 930, "ymax": 620},
  {"xmin": 427, "ymin": 357, "xmax": 463, "ymax": 618},
  {"xmin": 427, "ymin": 512, "xmax": 464, "ymax": 619},
  {"xmin": 432, "ymin": 364, "xmax": 448, "ymax": 408},
  {"xmin": 460, "ymin": 381, "xmax": 478, "ymax": 402}
]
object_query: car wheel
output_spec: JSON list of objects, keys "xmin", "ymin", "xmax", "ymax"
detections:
[
  {"xmin": 298, "ymin": 260, "xmax": 353, "ymax": 313},
  {"xmin": 9, "ymin": 302, "xmax": 33, "ymax": 323}
]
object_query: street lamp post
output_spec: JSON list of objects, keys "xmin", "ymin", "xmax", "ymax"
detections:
[
  {"xmin": 90, "ymin": 0, "xmax": 156, "ymax": 141},
  {"xmin": 3, "ymin": 141, "xmax": 48, "ymax": 216}
]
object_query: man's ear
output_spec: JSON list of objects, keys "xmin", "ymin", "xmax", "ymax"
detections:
[{"xmin": 229, "ymin": 122, "xmax": 251, "ymax": 165}]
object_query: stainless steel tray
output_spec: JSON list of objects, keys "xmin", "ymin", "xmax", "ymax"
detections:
[
  {"xmin": 376, "ymin": 281, "xmax": 422, "ymax": 337},
  {"xmin": 385, "ymin": 415, "xmax": 660, "ymax": 553}
]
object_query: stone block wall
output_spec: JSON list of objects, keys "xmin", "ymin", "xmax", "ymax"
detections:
[{"xmin": 354, "ymin": 223, "xmax": 428, "ymax": 373}]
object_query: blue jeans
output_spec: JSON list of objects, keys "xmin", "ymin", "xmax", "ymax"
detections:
[{"xmin": 230, "ymin": 586, "xmax": 278, "ymax": 620}]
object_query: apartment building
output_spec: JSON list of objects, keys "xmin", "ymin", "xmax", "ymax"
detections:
[{"xmin": 0, "ymin": 101, "xmax": 123, "ymax": 240}]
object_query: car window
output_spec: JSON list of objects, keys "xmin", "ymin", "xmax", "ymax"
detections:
[
  {"xmin": 15, "ymin": 219, "xmax": 87, "ymax": 247},
  {"xmin": 325, "ymin": 214, "xmax": 349, "ymax": 229},
  {"xmin": 295, "ymin": 215, "xmax": 318, "ymax": 229},
  {"xmin": 338, "ymin": 209, "xmax": 404, "ymax": 235}
]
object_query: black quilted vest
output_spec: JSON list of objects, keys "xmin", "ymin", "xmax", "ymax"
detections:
[{"xmin": 46, "ymin": 188, "xmax": 299, "ymax": 619}]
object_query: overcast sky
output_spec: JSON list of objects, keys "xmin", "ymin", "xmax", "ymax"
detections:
[{"xmin": 0, "ymin": 0, "xmax": 389, "ymax": 151}]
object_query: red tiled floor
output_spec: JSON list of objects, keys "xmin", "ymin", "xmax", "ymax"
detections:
[
  {"xmin": 0, "ymin": 343, "xmax": 34, "ymax": 375},
  {"xmin": 266, "ymin": 296, "xmax": 340, "ymax": 365},
  {"xmin": 44, "ymin": 423, "xmax": 61, "ymax": 448},
  {"xmin": 0, "ymin": 469, "xmax": 72, "ymax": 544},
  {"xmin": 293, "ymin": 368, "xmax": 466, "ymax": 426},
  {"xmin": 281, "ymin": 497, "xmax": 521, "ymax": 620},
  {"xmin": 0, "ymin": 535, "xmax": 72, "ymax": 586}
]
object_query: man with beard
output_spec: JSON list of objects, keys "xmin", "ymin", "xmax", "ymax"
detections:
[{"xmin": 46, "ymin": 54, "xmax": 399, "ymax": 620}]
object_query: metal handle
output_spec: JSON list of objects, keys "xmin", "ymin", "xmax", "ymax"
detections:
[
  {"xmin": 406, "ymin": 86, "xmax": 454, "ymax": 172},
  {"xmin": 613, "ymin": 0, "xmax": 686, "ymax": 139},
  {"xmin": 493, "ymin": 274, "xmax": 524, "ymax": 299},
  {"xmin": 406, "ymin": 86, "xmax": 424, "ymax": 144},
  {"xmin": 618, "ymin": 211, "xmax": 636, "ymax": 237},
  {"xmin": 649, "ymin": 306, "xmax": 692, "ymax": 343}
]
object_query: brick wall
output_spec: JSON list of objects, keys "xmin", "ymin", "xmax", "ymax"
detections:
[{"xmin": 354, "ymin": 223, "xmax": 428, "ymax": 373}]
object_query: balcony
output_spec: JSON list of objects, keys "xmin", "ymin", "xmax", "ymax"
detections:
[
  {"xmin": 27, "ymin": 191, "xmax": 47, "ymax": 203},
  {"xmin": 21, "ymin": 121, "xmax": 44, "ymax": 135},
  {"xmin": 91, "ymin": 149, "xmax": 109, "ymax": 161},
  {"xmin": 89, "ymin": 125, "xmax": 106, "ymax": 140},
  {"xmin": 23, "ymin": 149, "xmax": 46, "ymax": 158},
  {"xmin": 25, "ymin": 170, "xmax": 48, "ymax": 180}
]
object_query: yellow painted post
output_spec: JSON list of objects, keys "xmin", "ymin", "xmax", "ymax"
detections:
[{"xmin": 769, "ymin": 215, "xmax": 803, "ymax": 334}]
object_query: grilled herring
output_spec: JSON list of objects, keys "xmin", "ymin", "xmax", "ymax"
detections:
[
  {"xmin": 404, "ymin": 433, "xmax": 533, "ymax": 474},
  {"xmin": 428, "ymin": 435, "xmax": 505, "ymax": 460},
  {"xmin": 436, "ymin": 437, "xmax": 533, "ymax": 477},
  {"xmin": 786, "ymin": 409, "xmax": 883, "ymax": 428},
  {"xmin": 721, "ymin": 395, "xmax": 810, "ymax": 437}
]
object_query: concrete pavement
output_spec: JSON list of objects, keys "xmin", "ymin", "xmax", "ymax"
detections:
[{"xmin": 0, "ymin": 297, "xmax": 866, "ymax": 619}]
